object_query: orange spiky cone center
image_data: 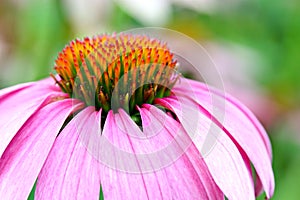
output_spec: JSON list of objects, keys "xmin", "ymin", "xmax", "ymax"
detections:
[{"xmin": 52, "ymin": 34, "xmax": 178, "ymax": 114}]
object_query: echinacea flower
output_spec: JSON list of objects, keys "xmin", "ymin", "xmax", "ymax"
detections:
[{"xmin": 0, "ymin": 33, "xmax": 274, "ymax": 199}]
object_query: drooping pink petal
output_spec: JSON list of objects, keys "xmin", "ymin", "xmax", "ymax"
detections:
[
  {"xmin": 0, "ymin": 82, "xmax": 33, "ymax": 99},
  {"xmin": 156, "ymin": 97, "xmax": 256, "ymax": 200},
  {"xmin": 118, "ymin": 108, "xmax": 205, "ymax": 199},
  {"xmin": 172, "ymin": 78, "xmax": 274, "ymax": 198},
  {"xmin": 174, "ymin": 78, "xmax": 272, "ymax": 157},
  {"xmin": 100, "ymin": 108, "xmax": 222, "ymax": 199},
  {"xmin": 140, "ymin": 104, "xmax": 224, "ymax": 199},
  {"xmin": 0, "ymin": 99, "xmax": 82, "ymax": 200},
  {"xmin": 255, "ymin": 174, "xmax": 264, "ymax": 197},
  {"xmin": 0, "ymin": 77, "xmax": 57, "ymax": 99},
  {"xmin": 100, "ymin": 111, "xmax": 157, "ymax": 199},
  {"xmin": 36, "ymin": 77, "xmax": 58, "ymax": 85},
  {"xmin": 0, "ymin": 84, "xmax": 68, "ymax": 157},
  {"xmin": 0, "ymin": 79, "xmax": 63, "ymax": 115},
  {"xmin": 36, "ymin": 107, "xmax": 101, "ymax": 200}
]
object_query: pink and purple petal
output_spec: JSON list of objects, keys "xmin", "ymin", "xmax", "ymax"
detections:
[
  {"xmin": 0, "ymin": 82, "xmax": 33, "ymax": 99},
  {"xmin": 157, "ymin": 97, "xmax": 256, "ymax": 200},
  {"xmin": 171, "ymin": 78, "xmax": 275, "ymax": 198},
  {"xmin": 36, "ymin": 107, "xmax": 101, "ymax": 200},
  {"xmin": 174, "ymin": 78, "xmax": 272, "ymax": 156},
  {"xmin": 0, "ymin": 77, "xmax": 58, "ymax": 99},
  {"xmin": 140, "ymin": 104, "xmax": 224, "ymax": 199},
  {"xmin": 0, "ymin": 82, "xmax": 69, "ymax": 157},
  {"xmin": 100, "ymin": 108, "xmax": 222, "ymax": 199},
  {"xmin": 100, "ymin": 111, "xmax": 156, "ymax": 199},
  {"xmin": 0, "ymin": 99, "xmax": 82, "ymax": 200}
]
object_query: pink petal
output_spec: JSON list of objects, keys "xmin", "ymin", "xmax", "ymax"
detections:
[
  {"xmin": 255, "ymin": 174, "xmax": 264, "ymax": 197},
  {"xmin": 35, "ymin": 77, "xmax": 58, "ymax": 85},
  {"xmin": 0, "ymin": 82, "xmax": 33, "ymax": 99},
  {"xmin": 36, "ymin": 107, "xmax": 101, "ymax": 200},
  {"xmin": 100, "ymin": 109, "xmax": 222, "ymax": 199},
  {"xmin": 0, "ymin": 84, "xmax": 68, "ymax": 157},
  {"xmin": 0, "ymin": 99, "xmax": 82, "ymax": 200},
  {"xmin": 157, "ymin": 97, "xmax": 256, "ymax": 200},
  {"xmin": 172, "ymin": 78, "xmax": 274, "ymax": 198},
  {"xmin": 0, "ymin": 78, "xmax": 63, "ymax": 113},
  {"xmin": 140, "ymin": 104, "xmax": 224, "ymax": 199},
  {"xmin": 174, "ymin": 78, "xmax": 272, "ymax": 157},
  {"xmin": 0, "ymin": 77, "xmax": 57, "ymax": 99},
  {"xmin": 100, "ymin": 111, "xmax": 154, "ymax": 199}
]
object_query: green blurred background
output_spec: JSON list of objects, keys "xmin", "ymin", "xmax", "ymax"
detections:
[{"xmin": 0, "ymin": 0, "xmax": 299, "ymax": 199}]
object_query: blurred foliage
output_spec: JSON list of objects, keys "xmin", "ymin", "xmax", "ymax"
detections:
[
  {"xmin": 0, "ymin": 0, "xmax": 73, "ymax": 86},
  {"xmin": 0, "ymin": 0, "xmax": 299, "ymax": 199},
  {"xmin": 108, "ymin": 3, "xmax": 143, "ymax": 31},
  {"xmin": 15, "ymin": 0, "xmax": 72, "ymax": 80},
  {"xmin": 169, "ymin": 0, "xmax": 300, "ymax": 109}
]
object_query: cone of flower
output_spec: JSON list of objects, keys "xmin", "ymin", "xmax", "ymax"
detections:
[{"xmin": 0, "ymin": 33, "xmax": 274, "ymax": 199}]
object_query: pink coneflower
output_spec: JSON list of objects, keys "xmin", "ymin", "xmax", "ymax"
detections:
[{"xmin": 0, "ymin": 33, "xmax": 274, "ymax": 199}]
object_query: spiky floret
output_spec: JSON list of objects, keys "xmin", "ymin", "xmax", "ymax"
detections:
[{"xmin": 52, "ymin": 34, "xmax": 178, "ymax": 114}]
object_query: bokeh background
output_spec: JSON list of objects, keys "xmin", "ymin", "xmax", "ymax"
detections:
[{"xmin": 0, "ymin": 0, "xmax": 299, "ymax": 199}]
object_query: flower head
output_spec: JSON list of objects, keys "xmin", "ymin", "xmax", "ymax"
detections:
[
  {"xmin": 52, "ymin": 34, "xmax": 177, "ymax": 113},
  {"xmin": 0, "ymin": 33, "xmax": 274, "ymax": 199}
]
